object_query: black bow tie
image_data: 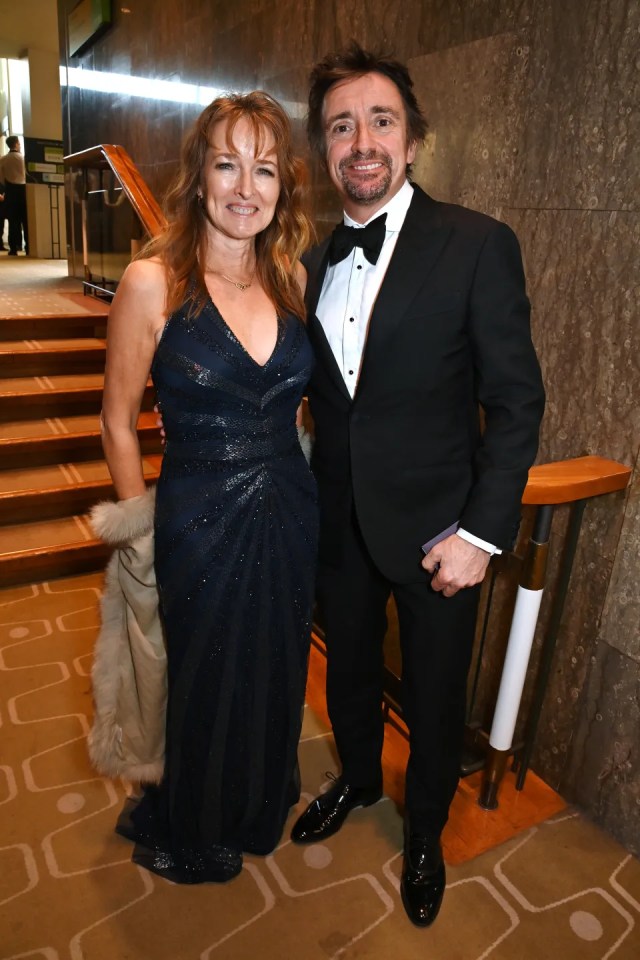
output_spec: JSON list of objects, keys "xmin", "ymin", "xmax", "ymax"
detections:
[{"xmin": 328, "ymin": 213, "xmax": 387, "ymax": 267}]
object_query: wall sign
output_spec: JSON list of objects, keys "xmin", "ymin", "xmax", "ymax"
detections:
[{"xmin": 24, "ymin": 138, "xmax": 65, "ymax": 184}]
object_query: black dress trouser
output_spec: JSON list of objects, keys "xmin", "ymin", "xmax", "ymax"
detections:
[
  {"xmin": 4, "ymin": 182, "xmax": 28, "ymax": 254},
  {"xmin": 317, "ymin": 508, "xmax": 479, "ymax": 836}
]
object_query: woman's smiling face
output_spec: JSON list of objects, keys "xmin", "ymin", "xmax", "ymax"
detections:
[{"xmin": 201, "ymin": 116, "xmax": 281, "ymax": 242}]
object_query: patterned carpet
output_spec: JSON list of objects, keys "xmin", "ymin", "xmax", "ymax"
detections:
[{"xmin": 1, "ymin": 573, "xmax": 639, "ymax": 959}]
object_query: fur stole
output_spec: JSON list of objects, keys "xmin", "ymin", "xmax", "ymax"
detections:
[
  {"xmin": 297, "ymin": 424, "xmax": 313, "ymax": 464},
  {"xmin": 88, "ymin": 487, "xmax": 166, "ymax": 784},
  {"xmin": 90, "ymin": 487, "xmax": 156, "ymax": 545}
]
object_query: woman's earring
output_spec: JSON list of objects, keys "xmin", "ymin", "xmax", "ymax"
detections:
[{"xmin": 197, "ymin": 192, "xmax": 204, "ymax": 206}]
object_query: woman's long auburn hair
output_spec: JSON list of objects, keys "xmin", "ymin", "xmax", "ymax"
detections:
[{"xmin": 145, "ymin": 92, "xmax": 313, "ymax": 321}]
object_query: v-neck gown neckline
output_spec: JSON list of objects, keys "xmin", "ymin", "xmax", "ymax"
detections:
[{"xmin": 207, "ymin": 294, "xmax": 283, "ymax": 370}]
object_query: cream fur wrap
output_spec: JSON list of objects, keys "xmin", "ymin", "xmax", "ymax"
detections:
[
  {"xmin": 88, "ymin": 487, "xmax": 166, "ymax": 784},
  {"xmin": 296, "ymin": 424, "xmax": 313, "ymax": 464}
]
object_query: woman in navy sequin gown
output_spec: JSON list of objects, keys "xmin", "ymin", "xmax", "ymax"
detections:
[{"xmin": 100, "ymin": 93, "xmax": 317, "ymax": 882}]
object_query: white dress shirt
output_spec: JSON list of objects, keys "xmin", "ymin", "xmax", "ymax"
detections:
[
  {"xmin": 0, "ymin": 150, "xmax": 26, "ymax": 186},
  {"xmin": 316, "ymin": 179, "xmax": 500, "ymax": 556}
]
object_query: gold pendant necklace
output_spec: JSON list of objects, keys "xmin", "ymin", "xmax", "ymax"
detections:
[{"xmin": 216, "ymin": 272, "xmax": 253, "ymax": 291}]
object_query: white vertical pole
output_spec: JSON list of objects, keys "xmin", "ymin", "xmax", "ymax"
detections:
[
  {"xmin": 479, "ymin": 505, "xmax": 554, "ymax": 810},
  {"xmin": 489, "ymin": 587, "xmax": 543, "ymax": 750}
]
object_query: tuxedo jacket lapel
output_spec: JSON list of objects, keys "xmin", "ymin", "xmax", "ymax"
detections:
[
  {"xmin": 356, "ymin": 187, "xmax": 452, "ymax": 397},
  {"xmin": 304, "ymin": 239, "xmax": 330, "ymax": 319},
  {"xmin": 305, "ymin": 240, "xmax": 352, "ymax": 403}
]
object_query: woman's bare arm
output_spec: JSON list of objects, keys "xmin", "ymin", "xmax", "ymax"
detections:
[{"xmin": 101, "ymin": 258, "xmax": 166, "ymax": 500}]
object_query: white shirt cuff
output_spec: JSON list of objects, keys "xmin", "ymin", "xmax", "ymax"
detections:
[{"xmin": 456, "ymin": 528, "xmax": 502, "ymax": 555}]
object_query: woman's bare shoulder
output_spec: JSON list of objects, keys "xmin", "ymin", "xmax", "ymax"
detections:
[
  {"xmin": 120, "ymin": 256, "xmax": 166, "ymax": 294},
  {"xmin": 109, "ymin": 257, "xmax": 168, "ymax": 336}
]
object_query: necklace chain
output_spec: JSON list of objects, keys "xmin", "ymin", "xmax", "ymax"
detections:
[{"xmin": 213, "ymin": 271, "xmax": 254, "ymax": 292}]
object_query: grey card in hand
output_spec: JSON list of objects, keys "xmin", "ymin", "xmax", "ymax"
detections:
[{"xmin": 421, "ymin": 521, "xmax": 460, "ymax": 555}]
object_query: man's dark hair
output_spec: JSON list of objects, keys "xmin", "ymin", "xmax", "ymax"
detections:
[
  {"xmin": 5, "ymin": 135, "xmax": 20, "ymax": 150},
  {"xmin": 307, "ymin": 41, "xmax": 428, "ymax": 161}
]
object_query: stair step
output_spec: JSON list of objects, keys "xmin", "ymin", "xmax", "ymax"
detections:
[
  {"xmin": 1, "ymin": 372, "xmax": 105, "ymax": 393},
  {"xmin": 0, "ymin": 312, "xmax": 108, "ymax": 340},
  {"xmin": 0, "ymin": 411, "xmax": 162, "ymax": 468},
  {"xmin": 0, "ymin": 455, "xmax": 162, "ymax": 524},
  {"xmin": 0, "ymin": 513, "xmax": 111, "ymax": 586},
  {"xmin": 0, "ymin": 295, "xmax": 120, "ymax": 585},
  {"xmin": 0, "ymin": 338, "xmax": 106, "ymax": 376},
  {"xmin": 0, "ymin": 373, "xmax": 155, "ymax": 420}
]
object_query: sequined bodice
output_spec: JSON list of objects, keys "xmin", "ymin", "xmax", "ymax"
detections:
[{"xmin": 151, "ymin": 296, "xmax": 313, "ymax": 466}]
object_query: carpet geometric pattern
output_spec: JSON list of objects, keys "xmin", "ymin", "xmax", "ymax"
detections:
[{"xmin": 1, "ymin": 573, "xmax": 639, "ymax": 959}]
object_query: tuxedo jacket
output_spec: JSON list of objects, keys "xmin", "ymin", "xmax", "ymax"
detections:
[{"xmin": 304, "ymin": 184, "xmax": 545, "ymax": 584}]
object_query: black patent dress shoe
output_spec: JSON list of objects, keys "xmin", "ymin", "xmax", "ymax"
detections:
[
  {"xmin": 401, "ymin": 833, "xmax": 446, "ymax": 927},
  {"xmin": 291, "ymin": 774, "xmax": 382, "ymax": 844}
]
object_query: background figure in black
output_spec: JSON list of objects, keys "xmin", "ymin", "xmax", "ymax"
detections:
[
  {"xmin": 0, "ymin": 136, "xmax": 28, "ymax": 256},
  {"xmin": 100, "ymin": 92, "xmax": 317, "ymax": 883}
]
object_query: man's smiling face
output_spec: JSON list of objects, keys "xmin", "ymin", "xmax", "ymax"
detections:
[{"xmin": 322, "ymin": 71, "xmax": 417, "ymax": 223}]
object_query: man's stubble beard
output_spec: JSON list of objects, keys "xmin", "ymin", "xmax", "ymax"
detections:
[{"xmin": 338, "ymin": 150, "xmax": 393, "ymax": 206}]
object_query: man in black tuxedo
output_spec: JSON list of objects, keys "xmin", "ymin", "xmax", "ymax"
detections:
[{"xmin": 291, "ymin": 44, "xmax": 545, "ymax": 927}]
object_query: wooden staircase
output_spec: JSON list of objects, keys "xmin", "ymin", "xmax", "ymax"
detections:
[{"xmin": 0, "ymin": 310, "xmax": 162, "ymax": 586}]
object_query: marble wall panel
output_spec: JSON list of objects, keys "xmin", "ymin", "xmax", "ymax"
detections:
[
  {"xmin": 505, "ymin": 208, "xmax": 640, "ymax": 466},
  {"xmin": 509, "ymin": 0, "xmax": 639, "ymax": 211},
  {"xmin": 599, "ymin": 461, "xmax": 640, "ymax": 665},
  {"xmin": 513, "ymin": 194, "xmax": 640, "ymax": 842},
  {"xmin": 319, "ymin": 0, "xmax": 533, "ymax": 64},
  {"xmin": 206, "ymin": 0, "xmax": 272, "ymax": 36},
  {"xmin": 56, "ymin": 0, "xmax": 640, "ymax": 848},
  {"xmin": 563, "ymin": 639, "xmax": 640, "ymax": 857},
  {"xmin": 530, "ymin": 490, "xmax": 629, "ymax": 779},
  {"xmin": 408, "ymin": 33, "xmax": 530, "ymax": 214}
]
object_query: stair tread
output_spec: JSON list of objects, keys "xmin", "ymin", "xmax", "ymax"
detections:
[
  {"xmin": 0, "ymin": 373, "xmax": 152, "ymax": 397},
  {"xmin": 0, "ymin": 410, "xmax": 158, "ymax": 442},
  {"xmin": 0, "ymin": 311, "xmax": 108, "ymax": 322},
  {"xmin": 0, "ymin": 513, "xmax": 99, "ymax": 557},
  {"xmin": 0, "ymin": 373, "xmax": 105, "ymax": 395},
  {"xmin": 0, "ymin": 455, "xmax": 162, "ymax": 496},
  {"xmin": 0, "ymin": 337, "xmax": 106, "ymax": 353}
]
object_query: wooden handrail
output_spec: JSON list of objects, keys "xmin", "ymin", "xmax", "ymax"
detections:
[
  {"xmin": 64, "ymin": 144, "xmax": 167, "ymax": 238},
  {"xmin": 522, "ymin": 455, "xmax": 631, "ymax": 505}
]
